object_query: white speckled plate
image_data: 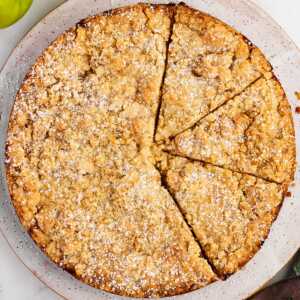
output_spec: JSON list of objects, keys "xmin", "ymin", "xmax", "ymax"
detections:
[{"xmin": 0, "ymin": 0, "xmax": 300, "ymax": 299}]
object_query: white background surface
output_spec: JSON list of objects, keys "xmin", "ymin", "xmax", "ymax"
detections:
[{"xmin": 0, "ymin": 1, "xmax": 299, "ymax": 299}]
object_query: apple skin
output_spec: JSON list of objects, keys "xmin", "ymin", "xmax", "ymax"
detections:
[{"xmin": 0, "ymin": 0, "xmax": 33, "ymax": 28}]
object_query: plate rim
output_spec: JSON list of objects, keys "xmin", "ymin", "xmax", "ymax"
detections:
[{"xmin": 0, "ymin": 1, "xmax": 300, "ymax": 299}]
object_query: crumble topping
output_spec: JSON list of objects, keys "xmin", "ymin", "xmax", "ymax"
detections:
[
  {"xmin": 5, "ymin": 3, "xmax": 295, "ymax": 298},
  {"xmin": 155, "ymin": 4, "xmax": 271, "ymax": 141},
  {"xmin": 160, "ymin": 155, "xmax": 285, "ymax": 276},
  {"xmin": 167, "ymin": 77, "xmax": 295, "ymax": 184}
]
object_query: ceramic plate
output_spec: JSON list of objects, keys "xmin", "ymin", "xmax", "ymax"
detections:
[{"xmin": 1, "ymin": 0, "xmax": 300, "ymax": 299}]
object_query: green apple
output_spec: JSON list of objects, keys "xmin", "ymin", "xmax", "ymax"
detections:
[{"xmin": 0, "ymin": 0, "xmax": 33, "ymax": 28}]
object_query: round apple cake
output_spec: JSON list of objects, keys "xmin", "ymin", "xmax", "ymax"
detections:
[{"xmin": 5, "ymin": 3, "xmax": 295, "ymax": 298}]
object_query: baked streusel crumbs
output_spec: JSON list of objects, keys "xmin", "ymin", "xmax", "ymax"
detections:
[
  {"xmin": 167, "ymin": 77, "xmax": 295, "ymax": 184},
  {"xmin": 155, "ymin": 4, "xmax": 272, "ymax": 141},
  {"xmin": 159, "ymin": 155, "xmax": 285, "ymax": 276},
  {"xmin": 5, "ymin": 3, "xmax": 295, "ymax": 298}
]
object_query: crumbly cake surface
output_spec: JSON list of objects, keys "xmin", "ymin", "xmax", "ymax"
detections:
[
  {"xmin": 5, "ymin": 2, "xmax": 295, "ymax": 298},
  {"xmin": 159, "ymin": 155, "xmax": 285, "ymax": 276},
  {"xmin": 167, "ymin": 77, "xmax": 295, "ymax": 183},
  {"xmin": 155, "ymin": 4, "xmax": 272, "ymax": 141},
  {"xmin": 9, "ymin": 154, "xmax": 217, "ymax": 297}
]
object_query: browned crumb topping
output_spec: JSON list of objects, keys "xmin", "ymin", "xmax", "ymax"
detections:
[
  {"xmin": 155, "ymin": 4, "xmax": 271, "ymax": 141},
  {"xmin": 161, "ymin": 155, "xmax": 285, "ymax": 276},
  {"xmin": 5, "ymin": 3, "xmax": 295, "ymax": 298},
  {"xmin": 168, "ymin": 77, "xmax": 295, "ymax": 184}
]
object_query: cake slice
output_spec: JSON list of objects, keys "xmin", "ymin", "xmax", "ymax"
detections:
[
  {"xmin": 167, "ymin": 77, "xmax": 295, "ymax": 184},
  {"xmin": 155, "ymin": 4, "xmax": 271, "ymax": 141},
  {"xmin": 160, "ymin": 155, "xmax": 285, "ymax": 276},
  {"xmin": 9, "ymin": 154, "xmax": 217, "ymax": 297}
]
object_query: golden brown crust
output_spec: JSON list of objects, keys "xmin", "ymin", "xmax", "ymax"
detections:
[
  {"xmin": 160, "ymin": 155, "xmax": 285, "ymax": 276},
  {"xmin": 5, "ymin": 2, "xmax": 295, "ymax": 298},
  {"xmin": 155, "ymin": 3, "xmax": 272, "ymax": 141},
  {"xmin": 168, "ymin": 76, "xmax": 295, "ymax": 184}
]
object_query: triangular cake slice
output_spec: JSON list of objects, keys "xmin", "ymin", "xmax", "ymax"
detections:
[
  {"xmin": 155, "ymin": 4, "xmax": 272, "ymax": 141},
  {"xmin": 161, "ymin": 155, "xmax": 285, "ymax": 276},
  {"xmin": 167, "ymin": 77, "xmax": 295, "ymax": 183},
  {"xmin": 23, "ymin": 158, "xmax": 217, "ymax": 297}
]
